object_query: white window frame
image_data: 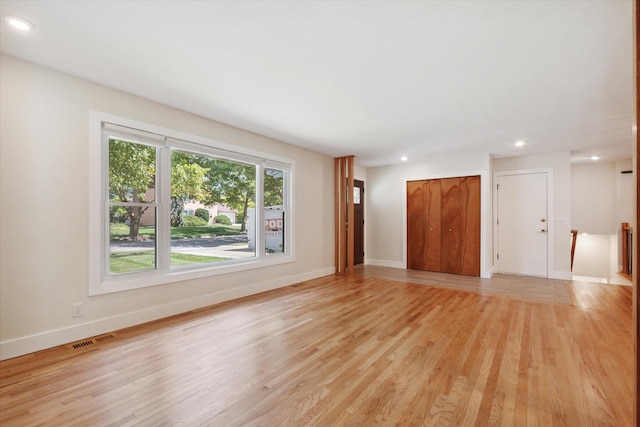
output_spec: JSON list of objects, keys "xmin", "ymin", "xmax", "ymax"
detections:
[{"xmin": 89, "ymin": 111, "xmax": 295, "ymax": 295}]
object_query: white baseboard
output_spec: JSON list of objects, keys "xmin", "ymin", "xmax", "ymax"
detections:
[
  {"xmin": 0, "ymin": 267, "xmax": 334, "ymax": 361},
  {"xmin": 571, "ymin": 275, "xmax": 608, "ymax": 284},
  {"xmin": 553, "ymin": 271, "xmax": 573, "ymax": 280},
  {"xmin": 365, "ymin": 259, "xmax": 405, "ymax": 269},
  {"xmin": 482, "ymin": 266, "xmax": 495, "ymax": 279}
]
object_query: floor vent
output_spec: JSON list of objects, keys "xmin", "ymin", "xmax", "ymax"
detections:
[
  {"xmin": 94, "ymin": 333, "xmax": 116, "ymax": 343},
  {"xmin": 70, "ymin": 333, "xmax": 117, "ymax": 350},
  {"xmin": 72, "ymin": 340, "xmax": 94, "ymax": 349}
]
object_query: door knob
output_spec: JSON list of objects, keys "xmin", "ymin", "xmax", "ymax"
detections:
[
  {"xmin": 541, "ymin": 229, "xmax": 546, "ymax": 233},
  {"xmin": 541, "ymin": 219, "xmax": 546, "ymax": 222},
  {"xmin": 449, "ymin": 228, "xmax": 452, "ymax": 232}
]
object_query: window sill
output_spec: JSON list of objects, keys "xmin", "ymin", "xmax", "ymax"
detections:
[{"xmin": 89, "ymin": 254, "xmax": 295, "ymax": 296}]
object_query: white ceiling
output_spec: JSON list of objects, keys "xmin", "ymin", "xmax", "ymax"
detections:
[{"xmin": 0, "ymin": 1, "xmax": 634, "ymax": 167}]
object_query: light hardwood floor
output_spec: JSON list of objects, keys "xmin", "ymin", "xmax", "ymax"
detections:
[
  {"xmin": 356, "ymin": 265, "xmax": 575, "ymax": 304},
  {"xmin": 0, "ymin": 270, "xmax": 633, "ymax": 426}
]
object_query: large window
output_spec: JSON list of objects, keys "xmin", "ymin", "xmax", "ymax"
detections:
[{"xmin": 90, "ymin": 115, "xmax": 293, "ymax": 294}]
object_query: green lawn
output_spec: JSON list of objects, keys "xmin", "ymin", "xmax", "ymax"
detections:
[
  {"xmin": 110, "ymin": 224, "xmax": 243, "ymax": 241},
  {"xmin": 110, "ymin": 250, "xmax": 229, "ymax": 273},
  {"xmin": 170, "ymin": 225, "xmax": 243, "ymax": 239}
]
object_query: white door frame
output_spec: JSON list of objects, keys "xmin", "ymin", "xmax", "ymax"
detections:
[
  {"xmin": 355, "ymin": 175, "xmax": 366, "ymax": 266},
  {"xmin": 493, "ymin": 168, "xmax": 554, "ymax": 277}
]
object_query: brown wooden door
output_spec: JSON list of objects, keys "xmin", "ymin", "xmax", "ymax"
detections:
[
  {"xmin": 407, "ymin": 179, "xmax": 442, "ymax": 271},
  {"xmin": 354, "ymin": 180, "xmax": 364, "ymax": 265},
  {"xmin": 440, "ymin": 176, "xmax": 481, "ymax": 276}
]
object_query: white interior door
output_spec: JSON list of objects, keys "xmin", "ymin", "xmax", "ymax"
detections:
[{"xmin": 496, "ymin": 173, "xmax": 548, "ymax": 276}]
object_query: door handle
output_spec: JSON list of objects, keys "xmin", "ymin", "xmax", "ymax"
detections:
[{"xmin": 541, "ymin": 229, "xmax": 546, "ymax": 233}]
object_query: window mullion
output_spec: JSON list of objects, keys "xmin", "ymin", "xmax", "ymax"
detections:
[
  {"xmin": 107, "ymin": 201, "xmax": 158, "ymax": 208},
  {"xmin": 283, "ymin": 170, "xmax": 291, "ymax": 254},
  {"xmin": 158, "ymin": 143, "xmax": 172, "ymax": 271},
  {"xmin": 255, "ymin": 163, "xmax": 265, "ymax": 259}
]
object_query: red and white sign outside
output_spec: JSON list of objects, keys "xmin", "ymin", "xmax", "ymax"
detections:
[
  {"xmin": 265, "ymin": 218, "xmax": 283, "ymax": 236},
  {"xmin": 247, "ymin": 207, "xmax": 284, "ymax": 252}
]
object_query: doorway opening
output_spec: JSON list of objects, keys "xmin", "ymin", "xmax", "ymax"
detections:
[{"xmin": 353, "ymin": 179, "xmax": 364, "ymax": 265}]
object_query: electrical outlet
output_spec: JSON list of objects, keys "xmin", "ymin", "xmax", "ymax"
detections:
[{"xmin": 72, "ymin": 302, "xmax": 83, "ymax": 317}]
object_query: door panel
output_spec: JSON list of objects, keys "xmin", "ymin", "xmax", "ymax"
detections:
[
  {"xmin": 407, "ymin": 180, "xmax": 441, "ymax": 271},
  {"xmin": 441, "ymin": 176, "xmax": 481, "ymax": 275},
  {"xmin": 497, "ymin": 173, "xmax": 547, "ymax": 276},
  {"xmin": 407, "ymin": 180, "xmax": 427, "ymax": 270},
  {"xmin": 424, "ymin": 180, "xmax": 442, "ymax": 271}
]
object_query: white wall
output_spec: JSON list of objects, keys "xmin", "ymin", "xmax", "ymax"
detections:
[
  {"xmin": 571, "ymin": 234, "xmax": 612, "ymax": 279},
  {"xmin": 571, "ymin": 162, "xmax": 616, "ymax": 234},
  {"xmin": 365, "ymin": 152, "xmax": 493, "ymax": 277},
  {"xmin": 615, "ymin": 159, "xmax": 634, "ymax": 226},
  {"xmin": 354, "ymin": 163, "xmax": 368, "ymax": 182},
  {"xmin": 0, "ymin": 55, "xmax": 335, "ymax": 359},
  {"xmin": 493, "ymin": 151, "xmax": 572, "ymax": 279},
  {"xmin": 570, "ymin": 160, "xmax": 633, "ymax": 282}
]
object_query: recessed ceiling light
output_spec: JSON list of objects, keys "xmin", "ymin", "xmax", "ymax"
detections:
[
  {"xmin": 4, "ymin": 15, "xmax": 34, "ymax": 32},
  {"xmin": 590, "ymin": 155, "xmax": 600, "ymax": 161},
  {"xmin": 400, "ymin": 156, "xmax": 408, "ymax": 162},
  {"xmin": 514, "ymin": 140, "xmax": 526, "ymax": 147}
]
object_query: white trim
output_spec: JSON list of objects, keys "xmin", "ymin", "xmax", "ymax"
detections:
[
  {"xmin": 0, "ymin": 267, "xmax": 334, "ymax": 361},
  {"xmin": 255, "ymin": 164, "xmax": 266, "ymax": 256},
  {"xmin": 95, "ymin": 111, "xmax": 294, "ymax": 166},
  {"xmin": 571, "ymin": 274, "xmax": 608, "ymax": 284},
  {"xmin": 553, "ymin": 271, "xmax": 573, "ymax": 280},
  {"xmin": 365, "ymin": 258, "xmax": 405, "ymax": 269},
  {"xmin": 486, "ymin": 265, "xmax": 496, "ymax": 278},
  {"xmin": 92, "ymin": 255, "xmax": 297, "ymax": 295},
  {"xmin": 493, "ymin": 168, "xmax": 554, "ymax": 278},
  {"xmin": 158, "ymin": 145, "xmax": 172, "ymax": 270},
  {"xmin": 88, "ymin": 112, "xmax": 102, "ymax": 294},
  {"xmin": 401, "ymin": 170, "xmax": 490, "ymax": 278}
]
